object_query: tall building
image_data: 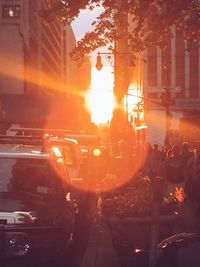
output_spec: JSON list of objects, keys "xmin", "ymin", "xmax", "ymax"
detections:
[
  {"xmin": 0, "ymin": 0, "xmax": 91, "ymax": 96},
  {"xmin": 142, "ymin": 27, "xmax": 200, "ymax": 147},
  {"xmin": 0, "ymin": 0, "xmax": 92, "ymax": 129},
  {"xmin": 0, "ymin": 0, "xmax": 26, "ymax": 94},
  {"xmin": 128, "ymin": 25, "xmax": 200, "ymax": 147},
  {"xmin": 0, "ymin": 0, "xmax": 64, "ymax": 94}
]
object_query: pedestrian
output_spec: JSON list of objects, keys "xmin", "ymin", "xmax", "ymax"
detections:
[
  {"xmin": 152, "ymin": 144, "xmax": 164, "ymax": 164},
  {"xmin": 181, "ymin": 141, "xmax": 193, "ymax": 166},
  {"xmin": 158, "ymin": 147, "xmax": 173, "ymax": 173},
  {"xmin": 185, "ymin": 148, "xmax": 200, "ymax": 200},
  {"xmin": 176, "ymin": 148, "xmax": 200, "ymax": 233},
  {"xmin": 143, "ymin": 143, "xmax": 155, "ymax": 179},
  {"xmin": 166, "ymin": 148, "xmax": 173, "ymax": 159},
  {"xmin": 145, "ymin": 143, "xmax": 164, "ymax": 179}
]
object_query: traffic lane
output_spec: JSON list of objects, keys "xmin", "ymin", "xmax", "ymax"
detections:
[
  {"xmin": 70, "ymin": 182, "xmax": 100, "ymax": 267},
  {"xmin": 81, "ymin": 214, "xmax": 120, "ymax": 267}
]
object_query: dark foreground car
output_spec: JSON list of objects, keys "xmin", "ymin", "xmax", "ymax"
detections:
[
  {"xmin": 155, "ymin": 232, "xmax": 200, "ymax": 267},
  {"xmin": 131, "ymin": 232, "xmax": 200, "ymax": 267},
  {"xmin": 0, "ymin": 136, "xmax": 75, "ymax": 267}
]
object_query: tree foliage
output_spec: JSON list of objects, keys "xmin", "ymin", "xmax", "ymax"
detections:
[{"xmin": 39, "ymin": 0, "xmax": 200, "ymax": 60}]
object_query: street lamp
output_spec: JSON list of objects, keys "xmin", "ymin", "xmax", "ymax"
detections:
[
  {"xmin": 95, "ymin": 51, "xmax": 134, "ymax": 112},
  {"xmin": 95, "ymin": 52, "xmax": 103, "ymax": 71}
]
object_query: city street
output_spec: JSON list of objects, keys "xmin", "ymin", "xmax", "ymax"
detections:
[{"xmin": 0, "ymin": 2, "xmax": 199, "ymax": 267}]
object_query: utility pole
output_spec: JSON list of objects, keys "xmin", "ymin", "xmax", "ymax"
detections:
[
  {"xmin": 163, "ymin": 88, "xmax": 172, "ymax": 148},
  {"xmin": 161, "ymin": 41, "xmax": 174, "ymax": 149}
]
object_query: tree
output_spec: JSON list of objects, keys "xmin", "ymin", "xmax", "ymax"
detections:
[{"xmin": 39, "ymin": 0, "xmax": 200, "ymax": 60}]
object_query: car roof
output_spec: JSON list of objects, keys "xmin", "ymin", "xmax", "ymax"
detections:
[
  {"xmin": 0, "ymin": 152, "xmax": 56, "ymax": 160},
  {"xmin": 8, "ymin": 127, "xmax": 100, "ymax": 142},
  {"xmin": 0, "ymin": 142, "xmax": 60, "ymax": 161},
  {"xmin": 8, "ymin": 127, "xmax": 93, "ymax": 145}
]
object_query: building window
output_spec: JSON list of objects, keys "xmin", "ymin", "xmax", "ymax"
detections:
[
  {"xmin": 147, "ymin": 47, "xmax": 157, "ymax": 87},
  {"xmin": 2, "ymin": 5, "xmax": 20, "ymax": 18}
]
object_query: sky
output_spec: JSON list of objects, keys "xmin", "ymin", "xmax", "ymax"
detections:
[
  {"xmin": 71, "ymin": 7, "xmax": 103, "ymax": 41},
  {"xmin": 71, "ymin": 6, "xmax": 112, "ymax": 69}
]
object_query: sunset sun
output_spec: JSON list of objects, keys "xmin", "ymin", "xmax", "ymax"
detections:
[{"xmin": 86, "ymin": 66, "xmax": 115, "ymax": 125}]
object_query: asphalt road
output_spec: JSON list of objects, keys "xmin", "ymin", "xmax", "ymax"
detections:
[{"xmin": 81, "ymin": 214, "xmax": 121, "ymax": 267}]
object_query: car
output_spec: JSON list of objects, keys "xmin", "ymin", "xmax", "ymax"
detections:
[
  {"xmin": 46, "ymin": 136, "xmax": 82, "ymax": 181},
  {"xmin": 7, "ymin": 128, "xmax": 100, "ymax": 266},
  {"xmin": 155, "ymin": 232, "xmax": 200, "ymax": 267},
  {"xmin": 10, "ymin": 127, "xmax": 106, "ymax": 182},
  {"xmin": 65, "ymin": 132, "xmax": 103, "ymax": 160},
  {"xmin": 9, "ymin": 127, "xmax": 82, "ymax": 182},
  {"xmin": 64, "ymin": 132, "xmax": 107, "ymax": 181},
  {"xmin": 0, "ymin": 135, "xmax": 76, "ymax": 267}
]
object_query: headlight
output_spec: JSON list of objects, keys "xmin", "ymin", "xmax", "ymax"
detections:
[
  {"xmin": 92, "ymin": 148, "xmax": 102, "ymax": 157},
  {"xmin": 5, "ymin": 232, "xmax": 31, "ymax": 257}
]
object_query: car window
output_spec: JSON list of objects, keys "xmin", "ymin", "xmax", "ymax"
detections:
[
  {"xmin": 0, "ymin": 158, "xmax": 15, "ymax": 192},
  {"xmin": 53, "ymin": 158, "xmax": 71, "ymax": 193},
  {"xmin": 0, "ymin": 158, "xmax": 67, "ymax": 195}
]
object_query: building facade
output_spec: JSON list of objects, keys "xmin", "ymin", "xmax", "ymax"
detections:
[
  {"xmin": 0, "ymin": 0, "xmax": 92, "ymax": 129},
  {"xmin": 128, "ymin": 26, "xmax": 200, "ymax": 148},
  {"xmin": 142, "ymin": 27, "xmax": 200, "ymax": 147},
  {"xmin": 0, "ymin": 0, "xmax": 91, "ymax": 96}
]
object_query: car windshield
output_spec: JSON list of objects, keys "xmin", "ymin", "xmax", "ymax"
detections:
[{"xmin": 0, "ymin": 158, "xmax": 65, "ymax": 195}]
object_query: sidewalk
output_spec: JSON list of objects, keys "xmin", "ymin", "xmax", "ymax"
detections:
[{"xmin": 81, "ymin": 215, "xmax": 121, "ymax": 267}]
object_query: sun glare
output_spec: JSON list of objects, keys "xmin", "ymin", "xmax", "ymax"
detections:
[
  {"xmin": 0, "ymin": 55, "xmax": 81, "ymax": 96},
  {"xmin": 86, "ymin": 66, "xmax": 115, "ymax": 124}
]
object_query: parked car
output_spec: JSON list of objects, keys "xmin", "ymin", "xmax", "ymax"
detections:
[
  {"xmin": 7, "ymin": 128, "xmax": 100, "ymax": 266},
  {"xmin": 8, "ymin": 127, "xmax": 83, "ymax": 181},
  {"xmin": 0, "ymin": 135, "xmax": 76, "ymax": 267},
  {"xmin": 46, "ymin": 136, "xmax": 82, "ymax": 181},
  {"xmin": 10, "ymin": 127, "xmax": 106, "ymax": 182}
]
